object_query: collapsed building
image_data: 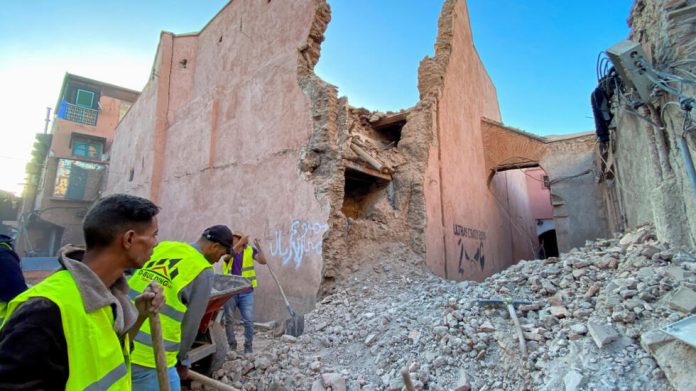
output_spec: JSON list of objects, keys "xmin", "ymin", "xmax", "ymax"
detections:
[
  {"xmin": 106, "ymin": 0, "xmax": 610, "ymax": 321},
  {"xmin": 594, "ymin": 0, "xmax": 696, "ymax": 248}
]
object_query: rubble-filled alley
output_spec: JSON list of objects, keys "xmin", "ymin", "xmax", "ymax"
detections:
[{"xmin": 215, "ymin": 225, "xmax": 695, "ymax": 391}]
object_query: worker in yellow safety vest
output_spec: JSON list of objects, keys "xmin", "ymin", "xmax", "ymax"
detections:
[
  {"xmin": 128, "ymin": 225, "xmax": 233, "ymax": 390},
  {"xmin": 0, "ymin": 234, "xmax": 27, "ymax": 325},
  {"xmin": 221, "ymin": 231, "xmax": 267, "ymax": 353},
  {"xmin": 0, "ymin": 194, "xmax": 165, "ymax": 390}
]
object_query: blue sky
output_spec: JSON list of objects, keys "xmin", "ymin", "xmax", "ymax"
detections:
[{"xmin": 0, "ymin": 0, "xmax": 633, "ymax": 194}]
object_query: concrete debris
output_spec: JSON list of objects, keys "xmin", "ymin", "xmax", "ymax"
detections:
[
  {"xmin": 212, "ymin": 226, "xmax": 693, "ymax": 390},
  {"xmin": 641, "ymin": 330, "xmax": 696, "ymax": 391},
  {"xmin": 587, "ymin": 322, "xmax": 619, "ymax": 348},
  {"xmin": 563, "ymin": 369, "xmax": 584, "ymax": 391},
  {"xmin": 666, "ymin": 286, "xmax": 696, "ymax": 313},
  {"xmin": 321, "ymin": 373, "xmax": 347, "ymax": 391}
]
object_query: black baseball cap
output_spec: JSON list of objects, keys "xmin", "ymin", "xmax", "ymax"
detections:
[{"xmin": 202, "ymin": 225, "xmax": 233, "ymax": 253}]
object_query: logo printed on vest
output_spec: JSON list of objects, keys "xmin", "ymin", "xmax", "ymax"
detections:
[{"xmin": 136, "ymin": 258, "xmax": 182, "ymax": 289}]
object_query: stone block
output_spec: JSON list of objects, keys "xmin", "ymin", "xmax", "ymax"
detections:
[
  {"xmin": 667, "ymin": 286, "xmax": 696, "ymax": 313},
  {"xmin": 365, "ymin": 333, "xmax": 378, "ymax": 345},
  {"xmin": 454, "ymin": 368, "xmax": 470, "ymax": 391},
  {"xmin": 641, "ymin": 328, "xmax": 696, "ymax": 391},
  {"xmin": 640, "ymin": 329, "xmax": 674, "ymax": 354},
  {"xmin": 322, "ymin": 373, "xmax": 346, "ymax": 391},
  {"xmin": 281, "ymin": 334, "xmax": 299, "ymax": 343},
  {"xmin": 673, "ymin": 251, "xmax": 696, "ymax": 265},
  {"xmin": 588, "ymin": 322, "xmax": 619, "ymax": 348},
  {"xmin": 311, "ymin": 379, "xmax": 326, "ymax": 391},
  {"xmin": 479, "ymin": 320, "xmax": 496, "ymax": 332},
  {"xmin": 666, "ymin": 266, "xmax": 685, "ymax": 281},
  {"xmin": 564, "ymin": 370, "xmax": 584, "ymax": 391},
  {"xmin": 550, "ymin": 306, "xmax": 570, "ymax": 318}
]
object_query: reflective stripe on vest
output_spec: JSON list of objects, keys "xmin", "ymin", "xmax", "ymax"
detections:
[
  {"xmin": 0, "ymin": 301, "xmax": 6, "ymax": 326},
  {"xmin": 2, "ymin": 270, "xmax": 131, "ymax": 390},
  {"xmin": 128, "ymin": 241, "xmax": 212, "ymax": 368},
  {"xmin": 240, "ymin": 246, "xmax": 257, "ymax": 288}
]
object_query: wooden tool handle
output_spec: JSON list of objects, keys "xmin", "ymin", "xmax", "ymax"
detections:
[
  {"xmin": 189, "ymin": 370, "xmax": 241, "ymax": 391},
  {"xmin": 506, "ymin": 303, "xmax": 527, "ymax": 357},
  {"xmin": 266, "ymin": 263, "xmax": 291, "ymax": 308},
  {"xmin": 149, "ymin": 313, "xmax": 171, "ymax": 391},
  {"xmin": 401, "ymin": 367, "xmax": 416, "ymax": 391}
]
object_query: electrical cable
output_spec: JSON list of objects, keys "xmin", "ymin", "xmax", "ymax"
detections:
[{"xmin": 673, "ymin": 67, "xmax": 696, "ymax": 81}]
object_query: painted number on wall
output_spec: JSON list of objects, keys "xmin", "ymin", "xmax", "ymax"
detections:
[{"xmin": 453, "ymin": 224, "xmax": 486, "ymax": 273}]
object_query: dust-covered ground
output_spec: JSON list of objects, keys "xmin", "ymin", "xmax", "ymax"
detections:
[{"xmin": 197, "ymin": 226, "xmax": 696, "ymax": 391}]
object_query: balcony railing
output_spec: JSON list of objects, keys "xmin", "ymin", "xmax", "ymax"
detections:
[{"xmin": 57, "ymin": 100, "xmax": 98, "ymax": 126}]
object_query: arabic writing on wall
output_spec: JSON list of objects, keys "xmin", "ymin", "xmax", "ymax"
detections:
[{"xmin": 270, "ymin": 219, "xmax": 328, "ymax": 268}]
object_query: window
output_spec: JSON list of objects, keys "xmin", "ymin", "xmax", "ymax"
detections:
[
  {"xmin": 53, "ymin": 159, "xmax": 105, "ymax": 201},
  {"xmin": 72, "ymin": 138, "xmax": 103, "ymax": 160},
  {"xmin": 75, "ymin": 89, "xmax": 95, "ymax": 108}
]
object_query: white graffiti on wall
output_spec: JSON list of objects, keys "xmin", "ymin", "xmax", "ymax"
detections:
[{"xmin": 270, "ymin": 220, "xmax": 328, "ymax": 268}]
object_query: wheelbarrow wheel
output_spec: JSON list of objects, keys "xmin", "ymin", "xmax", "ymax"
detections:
[{"xmin": 191, "ymin": 322, "xmax": 228, "ymax": 377}]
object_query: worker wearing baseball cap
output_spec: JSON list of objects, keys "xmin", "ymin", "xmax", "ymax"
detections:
[
  {"xmin": 128, "ymin": 225, "xmax": 233, "ymax": 390},
  {"xmin": 221, "ymin": 230, "xmax": 267, "ymax": 354}
]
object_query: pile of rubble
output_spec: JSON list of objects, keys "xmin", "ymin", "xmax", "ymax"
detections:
[{"xmin": 209, "ymin": 226, "xmax": 696, "ymax": 390}]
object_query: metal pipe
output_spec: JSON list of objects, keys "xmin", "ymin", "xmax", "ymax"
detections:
[{"xmin": 679, "ymin": 135, "xmax": 696, "ymax": 196}]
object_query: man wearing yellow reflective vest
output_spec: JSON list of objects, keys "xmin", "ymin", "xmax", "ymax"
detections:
[
  {"xmin": 0, "ymin": 234, "xmax": 27, "ymax": 324},
  {"xmin": 221, "ymin": 231, "xmax": 267, "ymax": 354},
  {"xmin": 128, "ymin": 225, "xmax": 233, "ymax": 390},
  {"xmin": 0, "ymin": 194, "xmax": 164, "ymax": 390}
]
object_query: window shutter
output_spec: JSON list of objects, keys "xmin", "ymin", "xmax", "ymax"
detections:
[{"xmin": 75, "ymin": 89, "xmax": 95, "ymax": 108}]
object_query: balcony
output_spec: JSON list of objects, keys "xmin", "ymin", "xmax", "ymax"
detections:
[{"xmin": 57, "ymin": 100, "xmax": 98, "ymax": 126}]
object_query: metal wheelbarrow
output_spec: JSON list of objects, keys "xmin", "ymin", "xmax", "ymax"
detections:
[{"xmin": 189, "ymin": 274, "xmax": 251, "ymax": 376}]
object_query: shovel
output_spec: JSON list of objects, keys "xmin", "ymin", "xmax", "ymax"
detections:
[
  {"xmin": 266, "ymin": 263, "xmax": 304, "ymax": 337},
  {"xmin": 151, "ymin": 312, "xmax": 241, "ymax": 391}
]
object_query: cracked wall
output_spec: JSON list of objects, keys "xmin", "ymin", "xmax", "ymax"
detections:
[
  {"xmin": 107, "ymin": 0, "xmax": 607, "ymax": 321},
  {"xmin": 601, "ymin": 0, "xmax": 696, "ymax": 247}
]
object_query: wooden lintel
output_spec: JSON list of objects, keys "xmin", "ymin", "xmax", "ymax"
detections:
[
  {"xmin": 371, "ymin": 112, "xmax": 408, "ymax": 128},
  {"xmin": 493, "ymin": 162, "xmax": 539, "ymax": 172},
  {"xmin": 343, "ymin": 159, "xmax": 392, "ymax": 181}
]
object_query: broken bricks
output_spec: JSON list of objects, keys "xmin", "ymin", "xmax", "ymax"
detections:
[{"xmin": 587, "ymin": 321, "xmax": 619, "ymax": 348}]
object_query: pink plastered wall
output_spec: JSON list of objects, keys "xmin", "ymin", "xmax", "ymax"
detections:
[
  {"xmin": 107, "ymin": 1, "xmax": 329, "ymax": 321},
  {"xmin": 424, "ymin": 0, "xmax": 536, "ymax": 281},
  {"xmin": 524, "ymin": 167, "xmax": 553, "ymax": 220}
]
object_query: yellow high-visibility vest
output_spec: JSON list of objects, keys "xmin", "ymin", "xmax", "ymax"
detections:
[
  {"xmin": 0, "ymin": 302, "xmax": 6, "ymax": 328},
  {"xmin": 0, "ymin": 242, "xmax": 15, "ymax": 323},
  {"xmin": 240, "ymin": 246, "xmax": 257, "ymax": 288},
  {"xmin": 222, "ymin": 256, "xmax": 233, "ymax": 275},
  {"xmin": 2, "ymin": 270, "xmax": 131, "ymax": 390},
  {"xmin": 222, "ymin": 246, "xmax": 257, "ymax": 288},
  {"xmin": 128, "ymin": 241, "xmax": 212, "ymax": 367}
]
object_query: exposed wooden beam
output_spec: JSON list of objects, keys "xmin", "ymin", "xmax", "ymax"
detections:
[
  {"xmin": 343, "ymin": 159, "xmax": 392, "ymax": 181},
  {"xmin": 371, "ymin": 112, "xmax": 408, "ymax": 128}
]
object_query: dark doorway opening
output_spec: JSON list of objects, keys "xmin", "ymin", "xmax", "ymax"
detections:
[
  {"xmin": 371, "ymin": 113, "xmax": 406, "ymax": 147},
  {"xmin": 342, "ymin": 167, "xmax": 390, "ymax": 219},
  {"xmin": 538, "ymin": 229, "xmax": 559, "ymax": 259}
]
